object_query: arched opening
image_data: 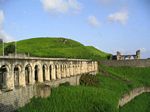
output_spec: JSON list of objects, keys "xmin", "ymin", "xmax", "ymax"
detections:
[
  {"xmin": 43, "ymin": 65, "xmax": 47, "ymax": 82},
  {"xmin": 0, "ymin": 65, "xmax": 8, "ymax": 89},
  {"xmin": 14, "ymin": 65, "xmax": 20, "ymax": 88},
  {"xmin": 49, "ymin": 65, "xmax": 52, "ymax": 80},
  {"xmin": 60, "ymin": 65, "xmax": 63, "ymax": 78},
  {"xmin": 55, "ymin": 65, "xmax": 58, "ymax": 79},
  {"xmin": 25, "ymin": 65, "xmax": 31, "ymax": 85},
  {"xmin": 64, "ymin": 65, "xmax": 67, "ymax": 77},
  {"xmin": 130, "ymin": 56, "xmax": 135, "ymax": 60},
  {"xmin": 34, "ymin": 65, "xmax": 39, "ymax": 82}
]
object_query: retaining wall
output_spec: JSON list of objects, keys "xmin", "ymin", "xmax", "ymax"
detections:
[
  {"xmin": 0, "ymin": 75, "xmax": 81, "ymax": 112},
  {"xmin": 118, "ymin": 87, "xmax": 150, "ymax": 108},
  {"xmin": 100, "ymin": 59, "xmax": 150, "ymax": 67}
]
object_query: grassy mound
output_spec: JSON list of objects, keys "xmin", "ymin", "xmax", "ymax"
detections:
[
  {"xmin": 17, "ymin": 66, "xmax": 150, "ymax": 112},
  {"xmin": 0, "ymin": 37, "xmax": 110, "ymax": 60}
]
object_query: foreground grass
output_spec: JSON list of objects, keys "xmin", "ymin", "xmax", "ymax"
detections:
[
  {"xmin": 120, "ymin": 93, "xmax": 150, "ymax": 112},
  {"xmin": 18, "ymin": 66, "xmax": 150, "ymax": 112}
]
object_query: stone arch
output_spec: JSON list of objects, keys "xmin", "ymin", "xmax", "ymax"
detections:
[
  {"xmin": 49, "ymin": 65, "xmax": 52, "ymax": 80},
  {"xmin": 42, "ymin": 64, "xmax": 48, "ymax": 82},
  {"xmin": 66, "ymin": 64, "xmax": 70, "ymax": 77},
  {"xmin": 25, "ymin": 64, "xmax": 32, "ymax": 85},
  {"xmin": 34, "ymin": 62, "xmax": 43, "ymax": 83},
  {"xmin": 34, "ymin": 65, "xmax": 39, "ymax": 82},
  {"xmin": 60, "ymin": 65, "xmax": 63, "ymax": 78},
  {"xmin": 14, "ymin": 65, "xmax": 22, "ymax": 88},
  {"xmin": 64, "ymin": 65, "xmax": 67, "ymax": 77},
  {"xmin": 0, "ymin": 65, "xmax": 9, "ymax": 89},
  {"xmin": 55, "ymin": 65, "xmax": 58, "ymax": 79}
]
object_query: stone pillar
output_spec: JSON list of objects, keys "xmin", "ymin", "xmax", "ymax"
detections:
[
  {"xmin": 6, "ymin": 69, "xmax": 14, "ymax": 90},
  {"xmin": 67, "ymin": 65, "xmax": 70, "ymax": 77},
  {"xmin": 74, "ymin": 65, "xmax": 77, "ymax": 76},
  {"xmin": 72, "ymin": 64, "xmax": 76, "ymax": 76},
  {"xmin": 45, "ymin": 67, "xmax": 50, "ymax": 81},
  {"xmin": 78, "ymin": 63, "xmax": 81, "ymax": 75},
  {"xmin": 28, "ymin": 66, "xmax": 32, "ymax": 84},
  {"xmin": 83, "ymin": 62, "xmax": 86, "ymax": 73},
  {"xmin": 19, "ymin": 69, "xmax": 26, "ymax": 87},
  {"xmin": 51, "ymin": 65, "xmax": 56, "ymax": 80},
  {"xmin": 31, "ymin": 66, "xmax": 35, "ymax": 84},
  {"xmin": 87, "ymin": 62, "xmax": 91, "ymax": 73},
  {"xmin": 95, "ymin": 61, "xmax": 98, "ymax": 72},
  {"xmin": 57, "ymin": 65, "xmax": 61, "ymax": 79},
  {"xmin": 38, "ymin": 66, "xmax": 43, "ymax": 83},
  {"xmin": 70, "ymin": 64, "xmax": 74, "ymax": 76},
  {"xmin": 89, "ymin": 62, "xmax": 92, "ymax": 72},
  {"xmin": 76, "ymin": 63, "xmax": 79, "ymax": 75},
  {"xmin": 80, "ymin": 62, "xmax": 82, "ymax": 74},
  {"xmin": 82, "ymin": 62, "xmax": 85, "ymax": 73}
]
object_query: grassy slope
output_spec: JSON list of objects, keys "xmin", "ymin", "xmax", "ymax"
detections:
[
  {"xmin": 18, "ymin": 66, "xmax": 150, "ymax": 112},
  {"xmin": 0, "ymin": 37, "xmax": 109, "ymax": 60},
  {"xmin": 120, "ymin": 93, "xmax": 150, "ymax": 112}
]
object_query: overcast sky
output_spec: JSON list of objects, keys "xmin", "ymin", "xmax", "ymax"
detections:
[{"xmin": 0, "ymin": 0, "xmax": 150, "ymax": 58}]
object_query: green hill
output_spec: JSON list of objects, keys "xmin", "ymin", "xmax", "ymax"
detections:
[{"xmin": 0, "ymin": 37, "xmax": 110, "ymax": 60}]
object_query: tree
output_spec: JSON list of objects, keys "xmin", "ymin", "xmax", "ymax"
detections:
[
  {"xmin": 0, "ymin": 39, "xmax": 3, "ymax": 43},
  {"xmin": 4, "ymin": 44, "xmax": 15, "ymax": 55}
]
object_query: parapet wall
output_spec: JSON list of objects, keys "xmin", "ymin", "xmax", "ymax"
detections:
[
  {"xmin": 100, "ymin": 59, "xmax": 150, "ymax": 67},
  {"xmin": 118, "ymin": 87, "xmax": 150, "ymax": 108}
]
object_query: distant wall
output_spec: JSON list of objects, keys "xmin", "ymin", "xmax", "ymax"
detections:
[
  {"xmin": 100, "ymin": 59, "xmax": 150, "ymax": 67},
  {"xmin": 118, "ymin": 87, "xmax": 150, "ymax": 108},
  {"xmin": 0, "ymin": 75, "xmax": 81, "ymax": 112}
]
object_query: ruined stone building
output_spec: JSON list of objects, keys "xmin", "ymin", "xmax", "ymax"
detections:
[{"xmin": 112, "ymin": 50, "xmax": 141, "ymax": 60}]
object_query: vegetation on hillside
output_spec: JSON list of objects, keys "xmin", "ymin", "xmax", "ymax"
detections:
[
  {"xmin": 0, "ymin": 37, "xmax": 110, "ymax": 60},
  {"xmin": 18, "ymin": 66, "xmax": 150, "ymax": 112}
]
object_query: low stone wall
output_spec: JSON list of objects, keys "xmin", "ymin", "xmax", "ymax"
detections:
[
  {"xmin": 100, "ymin": 59, "xmax": 150, "ymax": 67},
  {"xmin": 0, "ymin": 75, "xmax": 81, "ymax": 112},
  {"xmin": 118, "ymin": 87, "xmax": 150, "ymax": 108}
]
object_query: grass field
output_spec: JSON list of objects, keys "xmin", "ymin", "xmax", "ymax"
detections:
[
  {"xmin": 0, "ymin": 37, "xmax": 110, "ymax": 60},
  {"xmin": 17, "ymin": 66, "xmax": 150, "ymax": 112},
  {"xmin": 120, "ymin": 93, "xmax": 150, "ymax": 112}
]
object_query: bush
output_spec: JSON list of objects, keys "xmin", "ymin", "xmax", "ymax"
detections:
[
  {"xmin": 4, "ymin": 44, "xmax": 15, "ymax": 55},
  {"xmin": 80, "ymin": 74, "xmax": 99, "ymax": 87}
]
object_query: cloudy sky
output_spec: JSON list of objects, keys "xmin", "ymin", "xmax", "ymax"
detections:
[{"xmin": 0, "ymin": 0, "xmax": 150, "ymax": 58}]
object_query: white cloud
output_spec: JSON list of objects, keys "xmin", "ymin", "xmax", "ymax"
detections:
[
  {"xmin": 0, "ymin": 30, "xmax": 13, "ymax": 42},
  {"xmin": 88, "ymin": 16, "xmax": 100, "ymax": 27},
  {"xmin": 41, "ymin": 0, "xmax": 81, "ymax": 14},
  {"xmin": 108, "ymin": 10, "xmax": 128, "ymax": 25},
  {"xmin": 0, "ymin": 10, "xmax": 13, "ymax": 42}
]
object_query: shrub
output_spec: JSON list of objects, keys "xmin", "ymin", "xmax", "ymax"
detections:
[
  {"xmin": 4, "ymin": 44, "xmax": 15, "ymax": 55},
  {"xmin": 80, "ymin": 74, "xmax": 99, "ymax": 87}
]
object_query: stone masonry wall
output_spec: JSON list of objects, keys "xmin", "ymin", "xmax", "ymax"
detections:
[
  {"xmin": 0, "ymin": 75, "xmax": 81, "ymax": 112},
  {"xmin": 100, "ymin": 59, "xmax": 150, "ymax": 67},
  {"xmin": 118, "ymin": 87, "xmax": 150, "ymax": 108}
]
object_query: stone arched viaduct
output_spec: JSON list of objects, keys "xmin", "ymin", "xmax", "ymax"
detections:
[{"xmin": 0, "ymin": 56, "xmax": 98, "ymax": 91}]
